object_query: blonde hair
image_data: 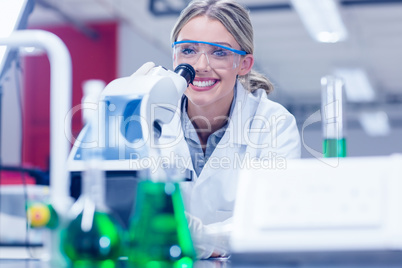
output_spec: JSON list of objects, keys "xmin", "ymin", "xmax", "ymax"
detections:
[{"xmin": 170, "ymin": 0, "xmax": 274, "ymax": 94}]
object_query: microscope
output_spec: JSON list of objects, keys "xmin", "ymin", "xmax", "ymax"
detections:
[{"xmin": 67, "ymin": 63, "xmax": 195, "ymax": 225}]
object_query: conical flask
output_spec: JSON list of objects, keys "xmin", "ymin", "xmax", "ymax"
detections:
[
  {"xmin": 61, "ymin": 162, "xmax": 123, "ymax": 267},
  {"xmin": 61, "ymin": 80, "xmax": 123, "ymax": 267},
  {"xmin": 127, "ymin": 179, "xmax": 195, "ymax": 267}
]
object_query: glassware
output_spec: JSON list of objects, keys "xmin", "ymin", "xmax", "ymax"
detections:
[
  {"xmin": 125, "ymin": 65, "xmax": 196, "ymax": 267},
  {"xmin": 127, "ymin": 180, "xmax": 195, "ymax": 268},
  {"xmin": 61, "ymin": 160, "xmax": 123, "ymax": 267},
  {"xmin": 321, "ymin": 76, "xmax": 347, "ymax": 158},
  {"xmin": 61, "ymin": 80, "xmax": 123, "ymax": 267}
]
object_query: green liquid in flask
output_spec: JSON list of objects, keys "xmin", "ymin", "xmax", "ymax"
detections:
[
  {"xmin": 128, "ymin": 181, "xmax": 195, "ymax": 268},
  {"xmin": 323, "ymin": 138, "xmax": 347, "ymax": 158},
  {"xmin": 62, "ymin": 210, "xmax": 122, "ymax": 267}
]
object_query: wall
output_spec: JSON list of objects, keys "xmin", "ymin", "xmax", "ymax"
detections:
[
  {"xmin": 22, "ymin": 22, "xmax": 117, "ymax": 169},
  {"xmin": 1, "ymin": 19, "xmax": 172, "ymax": 170},
  {"xmin": 118, "ymin": 21, "xmax": 171, "ymax": 77},
  {"xmin": 0, "ymin": 64, "xmax": 23, "ymax": 166}
]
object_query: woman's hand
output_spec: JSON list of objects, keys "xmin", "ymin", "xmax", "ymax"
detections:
[
  {"xmin": 185, "ymin": 211, "xmax": 232, "ymax": 259},
  {"xmin": 131, "ymin": 62, "xmax": 156, "ymax": 76}
]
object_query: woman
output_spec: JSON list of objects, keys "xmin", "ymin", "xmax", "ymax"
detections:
[{"xmin": 146, "ymin": 0, "xmax": 301, "ymax": 259}]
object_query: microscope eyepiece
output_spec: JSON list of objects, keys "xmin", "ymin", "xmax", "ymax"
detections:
[{"xmin": 174, "ymin": 64, "xmax": 195, "ymax": 86}]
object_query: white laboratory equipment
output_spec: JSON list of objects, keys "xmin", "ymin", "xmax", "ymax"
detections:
[
  {"xmin": 230, "ymin": 154, "xmax": 402, "ymax": 265},
  {"xmin": 67, "ymin": 64, "xmax": 194, "ymax": 172}
]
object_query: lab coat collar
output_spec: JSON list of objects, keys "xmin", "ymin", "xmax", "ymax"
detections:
[
  {"xmin": 219, "ymin": 81, "xmax": 260, "ymax": 146},
  {"xmin": 158, "ymin": 99, "xmax": 193, "ymax": 171},
  {"xmin": 160, "ymin": 98, "xmax": 184, "ymax": 138},
  {"xmin": 160, "ymin": 80, "xmax": 261, "ymax": 146},
  {"xmin": 159, "ymin": 80, "xmax": 263, "ymax": 178}
]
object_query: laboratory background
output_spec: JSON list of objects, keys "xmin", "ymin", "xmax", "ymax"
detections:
[{"xmin": 1, "ymin": 0, "xmax": 402, "ymax": 266}]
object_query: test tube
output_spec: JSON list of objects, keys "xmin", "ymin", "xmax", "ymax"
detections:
[{"xmin": 321, "ymin": 76, "xmax": 347, "ymax": 158}]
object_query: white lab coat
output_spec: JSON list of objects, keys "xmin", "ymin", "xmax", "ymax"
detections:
[{"xmin": 158, "ymin": 81, "xmax": 301, "ymax": 226}]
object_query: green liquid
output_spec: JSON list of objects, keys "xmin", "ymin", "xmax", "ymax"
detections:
[
  {"xmin": 46, "ymin": 203, "xmax": 59, "ymax": 229},
  {"xmin": 127, "ymin": 181, "xmax": 195, "ymax": 267},
  {"xmin": 62, "ymin": 211, "xmax": 122, "ymax": 266},
  {"xmin": 323, "ymin": 138, "xmax": 347, "ymax": 158}
]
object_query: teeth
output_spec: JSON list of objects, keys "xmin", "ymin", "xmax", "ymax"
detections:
[{"xmin": 193, "ymin": 80, "xmax": 216, "ymax": 87}]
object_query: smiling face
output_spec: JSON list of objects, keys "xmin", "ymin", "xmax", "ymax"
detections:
[{"xmin": 174, "ymin": 15, "xmax": 254, "ymax": 114}]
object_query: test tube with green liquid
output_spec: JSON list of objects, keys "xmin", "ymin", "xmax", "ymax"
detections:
[{"xmin": 321, "ymin": 76, "xmax": 347, "ymax": 158}]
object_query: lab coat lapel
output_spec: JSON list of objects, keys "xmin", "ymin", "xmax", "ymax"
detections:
[
  {"xmin": 159, "ymin": 81, "xmax": 260, "ymax": 183},
  {"xmin": 221, "ymin": 82, "xmax": 255, "ymax": 147},
  {"xmin": 159, "ymin": 105, "xmax": 195, "ymax": 173},
  {"xmin": 196, "ymin": 82, "xmax": 257, "ymax": 184}
]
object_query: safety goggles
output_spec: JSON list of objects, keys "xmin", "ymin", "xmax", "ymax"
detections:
[{"xmin": 172, "ymin": 40, "xmax": 247, "ymax": 70}]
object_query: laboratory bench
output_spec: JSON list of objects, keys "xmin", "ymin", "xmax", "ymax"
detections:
[
  {"xmin": 0, "ymin": 258, "xmax": 228, "ymax": 268},
  {"xmin": 2, "ymin": 256, "xmax": 402, "ymax": 268},
  {"xmin": 2, "ymin": 259, "xmax": 402, "ymax": 268},
  {"xmin": 3, "ymin": 244, "xmax": 402, "ymax": 267}
]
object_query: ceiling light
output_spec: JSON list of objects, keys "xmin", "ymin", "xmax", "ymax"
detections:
[
  {"xmin": 290, "ymin": 0, "xmax": 348, "ymax": 43},
  {"xmin": 359, "ymin": 110, "xmax": 391, "ymax": 137},
  {"xmin": 333, "ymin": 68, "xmax": 376, "ymax": 102}
]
